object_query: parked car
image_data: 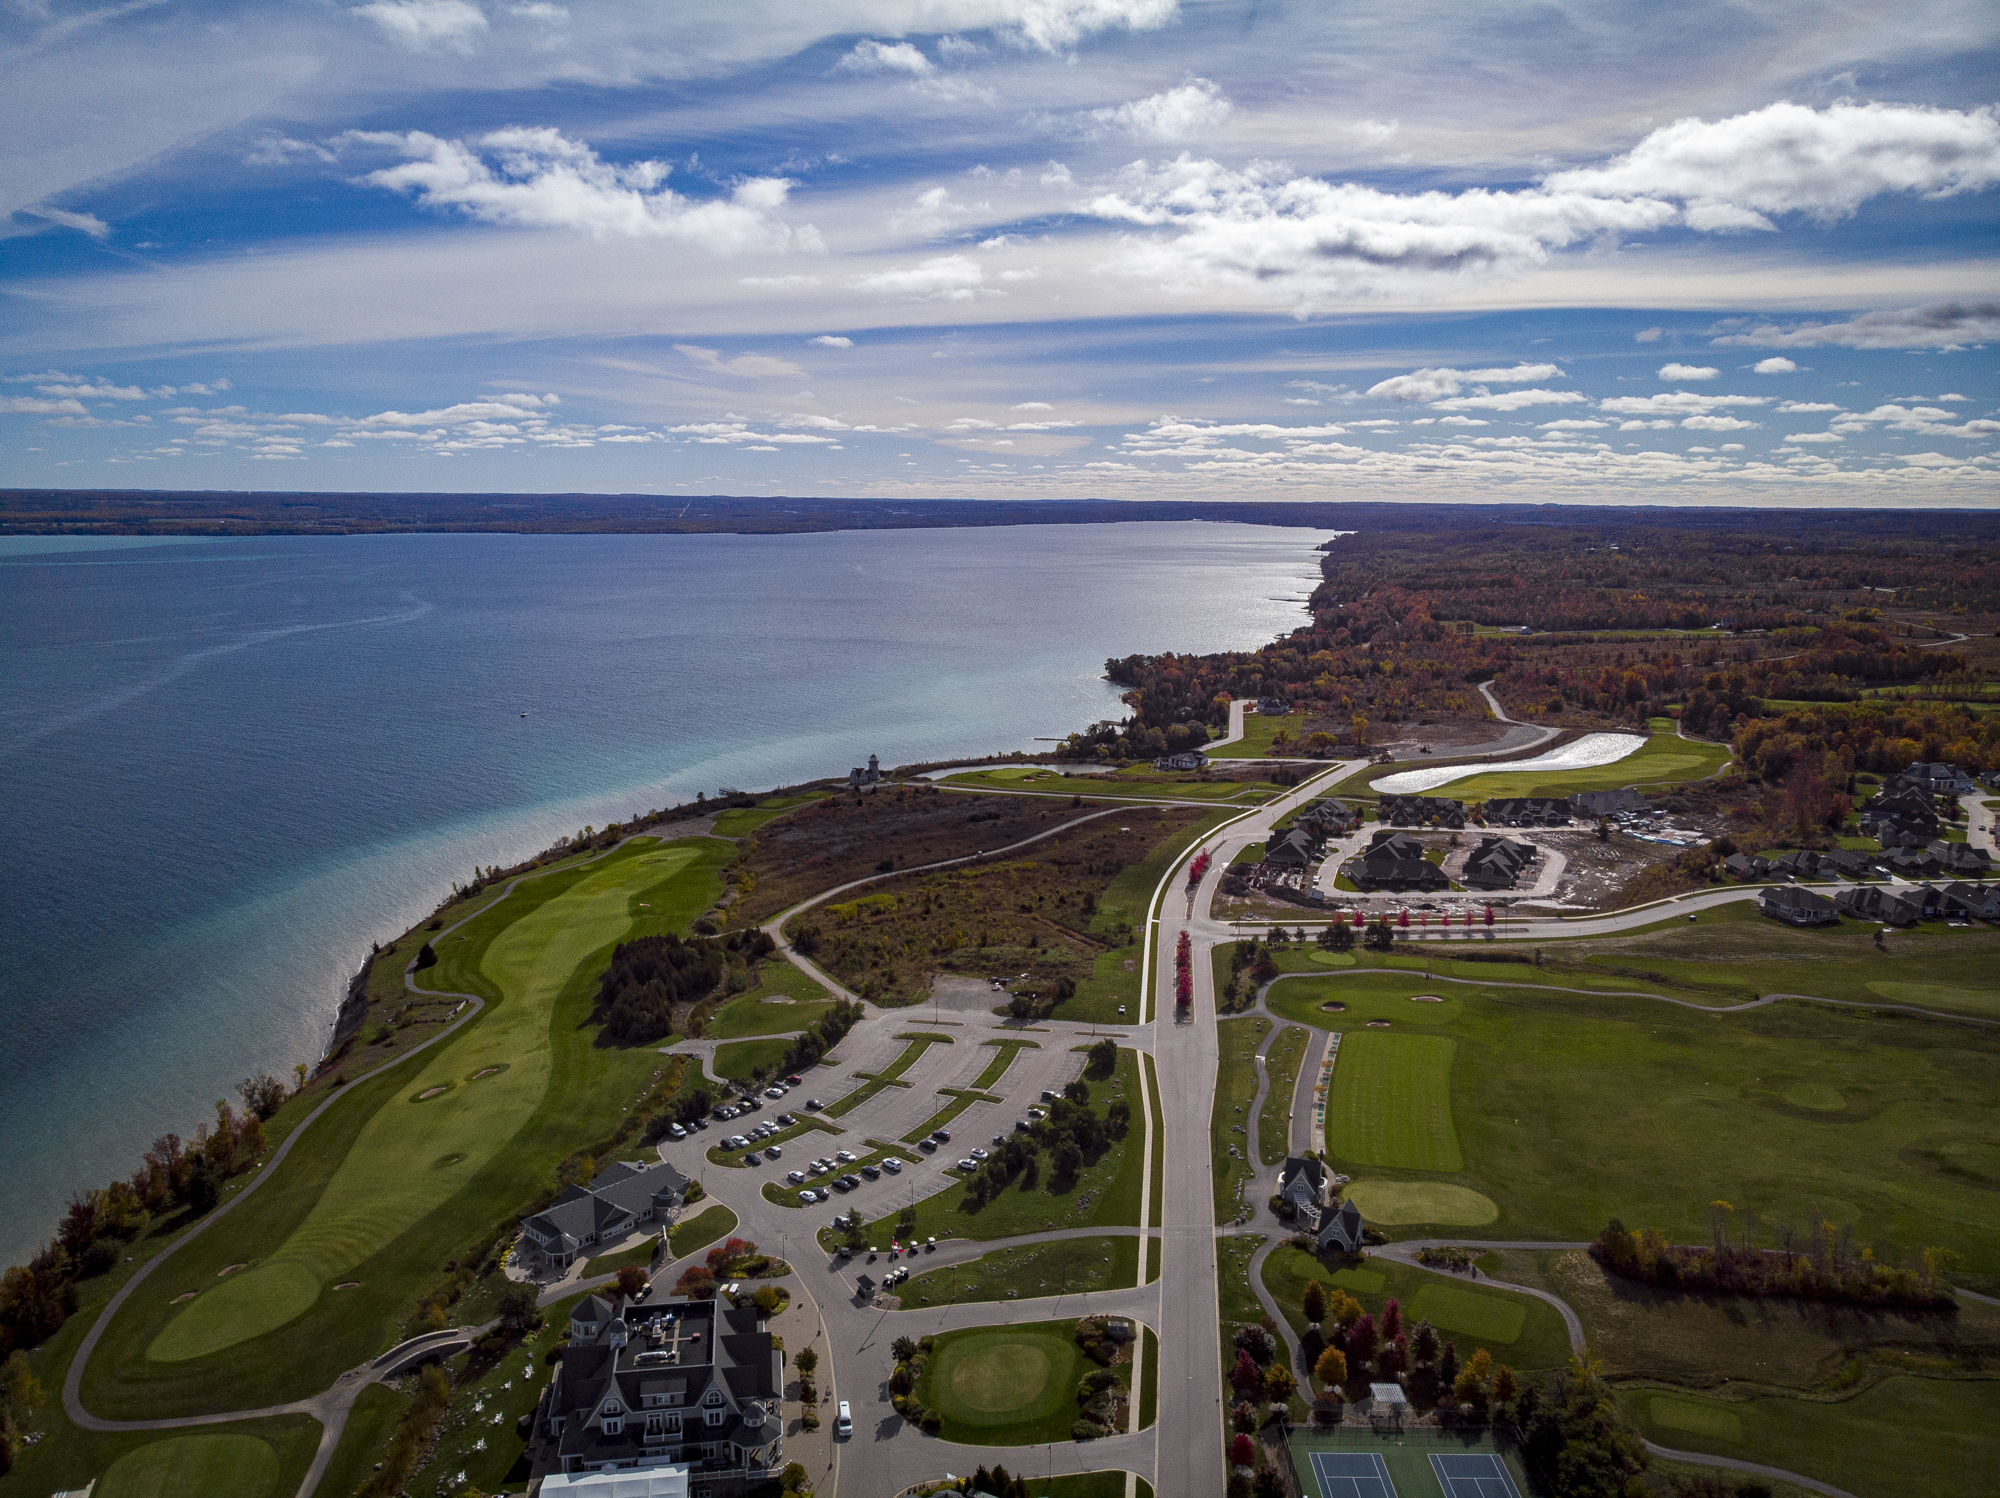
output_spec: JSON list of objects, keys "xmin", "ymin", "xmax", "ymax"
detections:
[
  {"xmin": 787, "ymin": 1170, "xmax": 806, "ymax": 1184},
  {"xmin": 1014, "ymin": 1119, "xmax": 1032, "ymax": 1133},
  {"xmin": 844, "ymin": 1174, "xmax": 863, "ymax": 1189},
  {"xmin": 835, "ymin": 1148, "xmax": 857, "ymax": 1163},
  {"xmin": 932, "ymin": 1129, "xmax": 951, "ymax": 1143},
  {"xmin": 917, "ymin": 1139, "xmax": 937, "ymax": 1153},
  {"xmin": 764, "ymin": 1086, "xmax": 786, "ymax": 1099},
  {"xmin": 881, "ymin": 1158, "xmax": 902, "ymax": 1174},
  {"xmin": 775, "ymin": 1113, "xmax": 796, "ymax": 1127},
  {"xmin": 744, "ymin": 1152, "xmax": 761, "ymax": 1165},
  {"xmin": 804, "ymin": 1098, "xmax": 823, "ymax": 1111},
  {"xmin": 798, "ymin": 1188, "xmax": 819, "ymax": 1204},
  {"xmin": 1040, "ymin": 1089, "xmax": 1060, "ymax": 1102},
  {"xmin": 693, "ymin": 1116, "xmax": 710, "ymax": 1131},
  {"xmin": 766, "ymin": 1145, "xmax": 783, "ymax": 1159},
  {"xmin": 667, "ymin": 1123, "xmax": 687, "ymax": 1140},
  {"xmin": 835, "ymin": 1402, "xmax": 852, "ymax": 1438},
  {"xmin": 786, "ymin": 1073, "xmax": 804, "ymax": 1085},
  {"xmin": 969, "ymin": 1147, "xmax": 989, "ymax": 1161},
  {"xmin": 956, "ymin": 1158, "xmax": 978, "ymax": 1172},
  {"xmin": 831, "ymin": 1178, "xmax": 852, "ymax": 1193},
  {"xmin": 860, "ymin": 1164, "xmax": 880, "ymax": 1180}
]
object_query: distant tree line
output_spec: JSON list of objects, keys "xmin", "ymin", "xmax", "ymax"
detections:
[
  {"xmin": 594, "ymin": 928, "xmax": 776, "ymax": 1044},
  {"xmin": 1593, "ymin": 1214, "xmax": 1956, "ymax": 1309}
]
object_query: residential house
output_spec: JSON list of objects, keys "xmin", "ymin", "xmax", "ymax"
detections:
[
  {"xmin": 1263, "ymin": 827, "xmax": 1320, "ymax": 868},
  {"xmin": 1483, "ymin": 797, "xmax": 1571, "ymax": 828},
  {"xmin": 1351, "ymin": 831, "xmax": 1450, "ymax": 892},
  {"xmin": 1461, "ymin": 836, "xmax": 1538, "ymax": 891},
  {"xmin": 1721, "ymin": 852, "xmax": 1771, "ymax": 881},
  {"xmin": 1860, "ymin": 786, "xmax": 1940, "ymax": 849},
  {"xmin": 1927, "ymin": 840, "xmax": 1994, "ymax": 878},
  {"xmin": 1883, "ymin": 847, "xmax": 1942, "ymax": 879},
  {"xmin": 1890, "ymin": 762, "xmax": 1978, "ymax": 796},
  {"xmin": 1295, "ymin": 799, "xmax": 1359, "ymax": 836},
  {"xmin": 1767, "ymin": 850, "xmax": 1824, "ymax": 882},
  {"xmin": 1379, "ymin": 795, "xmax": 1467, "ymax": 829},
  {"xmin": 1757, "ymin": 886, "xmax": 1838, "ymax": 926},
  {"xmin": 1315, "ymin": 1198, "xmax": 1366, "ymax": 1255},
  {"xmin": 1821, "ymin": 849, "xmax": 1877, "ymax": 880},
  {"xmin": 1939, "ymin": 882, "xmax": 2000, "ymax": 921},
  {"xmin": 519, "ymin": 1160, "xmax": 690, "ymax": 1272},
  {"xmin": 1570, "ymin": 789, "xmax": 1650, "ymax": 818},
  {"xmin": 1834, "ymin": 886, "xmax": 1920, "ymax": 926},
  {"xmin": 1256, "ymin": 697, "xmax": 1292, "ymax": 716},
  {"xmin": 1275, "ymin": 1157, "xmax": 1330, "ymax": 1227},
  {"xmin": 1153, "ymin": 750, "xmax": 1207, "ymax": 772},
  {"xmin": 532, "ymin": 1293, "xmax": 783, "ymax": 1497},
  {"xmin": 846, "ymin": 754, "xmax": 882, "ymax": 790}
]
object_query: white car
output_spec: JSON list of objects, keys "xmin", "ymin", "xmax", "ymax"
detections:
[
  {"xmin": 725, "ymin": 1135, "xmax": 749, "ymax": 1150},
  {"xmin": 835, "ymin": 1401, "xmax": 852, "ymax": 1438},
  {"xmin": 667, "ymin": 1123, "xmax": 687, "ymax": 1141},
  {"xmin": 799, "ymin": 1188, "xmax": 819, "ymax": 1204},
  {"xmin": 957, "ymin": 1158, "xmax": 979, "ymax": 1172},
  {"xmin": 969, "ymin": 1147, "xmax": 989, "ymax": 1161},
  {"xmin": 766, "ymin": 1145, "xmax": 783, "ymax": 1159},
  {"xmin": 835, "ymin": 1149, "xmax": 856, "ymax": 1163},
  {"xmin": 765, "ymin": 1086, "xmax": 786, "ymax": 1098},
  {"xmin": 881, "ymin": 1158, "xmax": 902, "ymax": 1174},
  {"xmin": 787, "ymin": 1170, "xmax": 805, "ymax": 1184}
]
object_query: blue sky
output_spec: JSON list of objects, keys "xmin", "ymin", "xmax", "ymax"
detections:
[{"xmin": 2, "ymin": 0, "xmax": 1997, "ymax": 505}]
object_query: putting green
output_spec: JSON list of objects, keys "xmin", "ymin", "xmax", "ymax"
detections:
[
  {"xmin": 1407, "ymin": 1282, "xmax": 1526, "ymax": 1344},
  {"xmin": 150, "ymin": 846, "xmax": 694, "ymax": 1362},
  {"xmin": 918, "ymin": 1322, "xmax": 1089, "ymax": 1442},
  {"xmin": 1648, "ymin": 1396, "xmax": 1743, "ymax": 1441},
  {"xmin": 952, "ymin": 1342, "xmax": 1054, "ymax": 1411},
  {"xmin": 1325, "ymin": 1032, "xmax": 1463, "ymax": 1171},
  {"xmin": 1308, "ymin": 951, "xmax": 1357, "ymax": 967},
  {"xmin": 1345, "ymin": 1181, "xmax": 1497, "ymax": 1225},
  {"xmin": 1867, "ymin": 981, "xmax": 2000, "ymax": 1015},
  {"xmin": 1783, "ymin": 1082, "xmax": 1846, "ymax": 1112},
  {"xmin": 97, "ymin": 1432, "xmax": 280, "ymax": 1498}
]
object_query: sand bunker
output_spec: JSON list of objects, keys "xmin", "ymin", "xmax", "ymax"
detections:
[
  {"xmin": 1409, "ymin": 994, "xmax": 1445, "ymax": 1003},
  {"xmin": 171, "ymin": 1292, "xmax": 196, "ymax": 1304},
  {"xmin": 1321, "ymin": 1001, "xmax": 1347, "ymax": 1012},
  {"xmin": 1374, "ymin": 732, "xmax": 1646, "ymax": 796},
  {"xmin": 333, "ymin": 1281, "xmax": 360, "ymax": 1291},
  {"xmin": 417, "ymin": 1085, "xmax": 448, "ymax": 1100},
  {"xmin": 1366, "ymin": 1019, "xmax": 1392, "ymax": 1027},
  {"xmin": 218, "ymin": 1263, "xmax": 246, "ymax": 1277}
]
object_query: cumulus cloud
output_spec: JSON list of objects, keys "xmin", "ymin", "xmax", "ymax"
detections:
[
  {"xmin": 1787, "ymin": 431, "xmax": 1844, "ymax": 443},
  {"xmin": 838, "ymin": 39, "xmax": 932, "ymax": 74},
  {"xmin": 1711, "ymin": 300, "xmax": 2000, "ymax": 350},
  {"xmin": 1599, "ymin": 392, "xmax": 1770, "ymax": 414},
  {"xmin": 1777, "ymin": 401, "xmax": 1842, "ymax": 413},
  {"xmin": 348, "ymin": 128, "xmax": 814, "ymax": 252},
  {"xmin": 0, "ymin": 396, "xmax": 89, "ymax": 415},
  {"xmin": 809, "ymin": 335, "xmax": 853, "ymax": 348},
  {"xmin": 674, "ymin": 345, "xmax": 805, "ymax": 378},
  {"xmin": 1754, "ymin": 357, "xmax": 1799, "ymax": 373},
  {"xmin": 1634, "ymin": 327, "xmax": 1663, "ymax": 342},
  {"xmin": 1084, "ymin": 78, "xmax": 1231, "ymax": 141},
  {"xmin": 1429, "ymin": 389, "xmax": 1587, "ymax": 412},
  {"xmin": 1545, "ymin": 101, "xmax": 2000, "ymax": 231},
  {"xmin": 353, "ymin": 0, "xmax": 488, "ymax": 52},
  {"xmin": 1079, "ymin": 102, "xmax": 2000, "ymax": 308},
  {"xmin": 1005, "ymin": 0, "xmax": 1179, "ymax": 52},
  {"xmin": 1658, "ymin": 363, "xmax": 1718, "ymax": 381},
  {"xmin": 1680, "ymin": 414, "xmax": 1761, "ymax": 431},
  {"xmin": 1837, "ymin": 403, "xmax": 2000, "ymax": 438},
  {"xmin": 1365, "ymin": 364, "xmax": 1561, "ymax": 401},
  {"xmin": 855, "ymin": 254, "xmax": 990, "ymax": 300}
]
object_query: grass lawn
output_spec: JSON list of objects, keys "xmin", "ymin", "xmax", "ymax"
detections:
[
  {"xmin": 1216, "ymin": 1235, "xmax": 1267, "ymax": 1328},
  {"xmin": 1258, "ymin": 1026, "xmax": 1311, "ymax": 1166},
  {"xmin": 408, "ymin": 1293, "xmax": 578, "ymax": 1495},
  {"xmin": 1256, "ymin": 967, "xmax": 2000, "ymax": 1281},
  {"xmin": 709, "ymin": 793, "xmax": 827, "ymax": 838},
  {"xmin": 668, "ymin": 1203, "xmax": 739, "ymax": 1258},
  {"xmin": 915, "ymin": 1318, "xmax": 1131, "ymax": 1445},
  {"xmin": 843, "ymin": 1050, "xmax": 1149, "ymax": 1249},
  {"xmin": 1213, "ymin": 1017, "xmax": 1272, "ymax": 1220},
  {"xmin": 1324, "ymin": 1032, "xmax": 1464, "ymax": 1171},
  {"xmin": 713, "ymin": 1035, "xmax": 796, "ymax": 1083},
  {"xmin": 1347, "ymin": 727, "xmax": 1731, "ymax": 803},
  {"xmin": 1490, "ymin": 1246, "xmax": 2000, "ymax": 1392},
  {"xmin": 1144, "ymin": 1052, "xmax": 1164, "ymax": 1229},
  {"xmin": 896, "ymin": 1235, "xmax": 1142, "ymax": 1307},
  {"xmin": 973, "ymin": 1037, "xmax": 1039, "ymax": 1089},
  {"xmin": 581, "ymin": 1237, "xmax": 660, "ymax": 1278},
  {"xmin": 1208, "ymin": 712, "xmax": 1308, "ymax": 759},
  {"xmin": 84, "ymin": 835, "xmax": 727, "ymax": 1416},
  {"xmin": 1262, "ymin": 1246, "xmax": 1572, "ymax": 1375},
  {"xmin": 1040, "ymin": 1472, "xmax": 1156, "ymax": 1498},
  {"xmin": 703, "ymin": 959, "xmax": 835, "ymax": 1038},
  {"xmin": 10, "ymin": 1415, "xmax": 322, "ymax": 1498},
  {"xmin": 1619, "ymin": 1377, "xmax": 2000, "ymax": 1498},
  {"xmin": 311, "ymin": 1382, "xmax": 407, "ymax": 1498}
]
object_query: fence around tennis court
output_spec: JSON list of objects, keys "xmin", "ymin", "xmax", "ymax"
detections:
[{"xmin": 1288, "ymin": 1424, "xmax": 1536, "ymax": 1498}]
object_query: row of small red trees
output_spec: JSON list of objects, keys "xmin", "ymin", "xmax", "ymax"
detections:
[{"xmin": 1175, "ymin": 929, "xmax": 1193, "ymax": 1010}]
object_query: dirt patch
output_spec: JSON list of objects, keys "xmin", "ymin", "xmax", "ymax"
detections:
[
  {"xmin": 333, "ymin": 1281, "xmax": 360, "ymax": 1291},
  {"xmin": 218, "ymin": 1263, "xmax": 247, "ymax": 1277},
  {"xmin": 1409, "ymin": 995, "xmax": 1445, "ymax": 1003},
  {"xmin": 171, "ymin": 1291, "xmax": 196, "ymax": 1304}
]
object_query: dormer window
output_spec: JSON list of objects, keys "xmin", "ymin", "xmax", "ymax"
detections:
[
  {"xmin": 603, "ymin": 1417, "xmax": 623, "ymax": 1434},
  {"xmin": 704, "ymin": 1389, "xmax": 724, "ymax": 1406},
  {"xmin": 604, "ymin": 1399, "xmax": 621, "ymax": 1415}
]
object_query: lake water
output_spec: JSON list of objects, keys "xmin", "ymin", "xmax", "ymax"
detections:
[{"xmin": 0, "ymin": 521, "xmax": 1328, "ymax": 1265}]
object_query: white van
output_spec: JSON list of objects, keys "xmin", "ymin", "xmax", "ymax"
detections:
[{"xmin": 834, "ymin": 1401, "xmax": 853, "ymax": 1438}]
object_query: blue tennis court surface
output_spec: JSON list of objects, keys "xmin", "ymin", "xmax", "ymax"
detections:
[
  {"xmin": 1308, "ymin": 1451, "xmax": 1397, "ymax": 1498},
  {"xmin": 1429, "ymin": 1452, "xmax": 1523, "ymax": 1498}
]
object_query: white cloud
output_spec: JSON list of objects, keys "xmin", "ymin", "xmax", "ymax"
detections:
[
  {"xmin": 1634, "ymin": 327, "xmax": 1663, "ymax": 343},
  {"xmin": 1081, "ymin": 103, "xmax": 2000, "ymax": 308},
  {"xmin": 35, "ymin": 379, "xmax": 147, "ymax": 400},
  {"xmin": 1085, "ymin": 79, "xmax": 1231, "ymax": 142},
  {"xmin": 1837, "ymin": 403, "xmax": 2000, "ymax": 438},
  {"xmin": 1005, "ymin": 0, "xmax": 1179, "ymax": 52},
  {"xmin": 1430, "ymin": 389, "xmax": 1587, "ymax": 412},
  {"xmin": 1, "ymin": 396, "xmax": 89, "ymax": 415},
  {"xmin": 349, "ymin": 128, "xmax": 813, "ymax": 253},
  {"xmin": 1365, "ymin": 364, "xmax": 1562, "ymax": 401},
  {"xmin": 1343, "ymin": 119, "xmax": 1399, "ymax": 146},
  {"xmin": 855, "ymin": 254, "xmax": 989, "ymax": 301},
  {"xmin": 1540, "ymin": 418, "xmax": 1608, "ymax": 430},
  {"xmin": 21, "ymin": 207, "xmax": 110, "ymax": 238},
  {"xmin": 1753, "ymin": 357, "xmax": 1799, "ymax": 373},
  {"xmin": 353, "ymin": 0, "xmax": 488, "ymax": 53},
  {"xmin": 1680, "ymin": 414, "xmax": 1760, "ymax": 431},
  {"xmin": 1777, "ymin": 401, "xmax": 1841, "ymax": 413},
  {"xmin": 837, "ymin": 40, "xmax": 932, "ymax": 75},
  {"xmin": 1599, "ymin": 392, "xmax": 1769, "ymax": 414},
  {"xmin": 1658, "ymin": 363, "xmax": 1717, "ymax": 381},
  {"xmin": 1712, "ymin": 300, "xmax": 2000, "ymax": 351},
  {"xmin": 809, "ymin": 335, "xmax": 853, "ymax": 348},
  {"xmin": 673, "ymin": 344, "xmax": 805, "ymax": 378},
  {"xmin": 1786, "ymin": 431, "xmax": 1844, "ymax": 443},
  {"xmin": 1437, "ymin": 416, "xmax": 1488, "ymax": 427},
  {"xmin": 1012, "ymin": 402, "xmax": 1052, "ymax": 410},
  {"xmin": 1545, "ymin": 101, "xmax": 2000, "ymax": 231}
]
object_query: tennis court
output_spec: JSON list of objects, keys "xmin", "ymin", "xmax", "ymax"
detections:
[
  {"xmin": 1308, "ymin": 1452, "xmax": 1398, "ymax": 1498},
  {"xmin": 1430, "ymin": 1452, "xmax": 1524, "ymax": 1498}
]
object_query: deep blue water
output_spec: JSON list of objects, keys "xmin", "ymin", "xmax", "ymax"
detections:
[{"xmin": 0, "ymin": 522, "xmax": 1327, "ymax": 1266}]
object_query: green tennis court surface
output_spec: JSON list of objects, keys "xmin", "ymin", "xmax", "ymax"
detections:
[{"xmin": 1291, "ymin": 1429, "xmax": 1533, "ymax": 1498}]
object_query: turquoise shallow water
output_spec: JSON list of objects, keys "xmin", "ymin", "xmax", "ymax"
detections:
[{"xmin": 0, "ymin": 521, "xmax": 1326, "ymax": 1264}]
